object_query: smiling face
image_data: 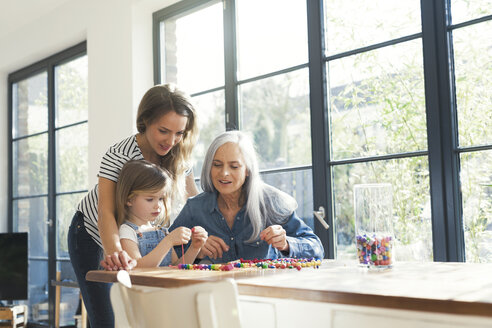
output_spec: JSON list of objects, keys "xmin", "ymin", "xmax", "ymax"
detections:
[
  {"xmin": 211, "ymin": 142, "xmax": 249, "ymax": 199},
  {"xmin": 144, "ymin": 111, "xmax": 188, "ymax": 157},
  {"xmin": 126, "ymin": 189, "xmax": 166, "ymax": 226}
]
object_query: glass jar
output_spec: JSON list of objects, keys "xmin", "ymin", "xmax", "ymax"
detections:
[{"xmin": 354, "ymin": 183, "xmax": 394, "ymax": 269}]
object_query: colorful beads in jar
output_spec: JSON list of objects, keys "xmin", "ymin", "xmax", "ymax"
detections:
[{"xmin": 356, "ymin": 234, "xmax": 393, "ymax": 268}]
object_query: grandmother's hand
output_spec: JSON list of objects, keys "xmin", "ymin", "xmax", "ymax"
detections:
[
  {"xmin": 100, "ymin": 250, "xmax": 137, "ymax": 271},
  {"xmin": 260, "ymin": 225, "xmax": 289, "ymax": 252},
  {"xmin": 198, "ymin": 235, "xmax": 229, "ymax": 259}
]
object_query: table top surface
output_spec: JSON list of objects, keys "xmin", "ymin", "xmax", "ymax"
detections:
[{"xmin": 86, "ymin": 260, "xmax": 492, "ymax": 317}]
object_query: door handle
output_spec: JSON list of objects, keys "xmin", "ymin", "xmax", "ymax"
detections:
[{"xmin": 313, "ymin": 206, "xmax": 329, "ymax": 230}]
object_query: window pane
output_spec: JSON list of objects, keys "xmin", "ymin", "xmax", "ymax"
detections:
[
  {"xmin": 56, "ymin": 261, "xmax": 79, "ymax": 326},
  {"xmin": 239, "ymin": 69, "xmax": 311, "ymax": 169},
  {"xmin": 13, "ymin": 134, "xmax": 48, "ymax": 197},
  {"xmin": 57, "ymin": 193, "xmax": 86, "ymax": 259},
  {"xmin": 55, "ymin": 55, "xmax": 88, "ymax": 127},
  {"xmin": 451, "ymin": 0, "xmax": 492, "ymax": 25},
  {"xmin": 453, "ymin": 21, "xmax": 492, "ymax": 147},
  {"xmin": 333, "ymin": 156, "xmax": 432, "ymax": 262},
  {"xmin": 192, "ymin": 91, "xmax": 225, "ymax": 176},
  {"xmin": 461, "ymin": 150, "xmax": 492, "ymax": 263},
  {"xmin": 160, "ymin": 1, "xmax": 224, "ymax": 94},
  {"xmin": 324, "ymin": 0, "xmax": 421, "ymax": 55},
  {"xmin": 57, "ymin": 261, "xmax": 77, "ymax": 283},
  {"xmin": 56, "ymin": 124, "xmax": 88, "ymax": 193},
  {"xmin": 261, "ymin": 169, "xmax": 314, "ymax": 230},
  {"xmin": 328, "ymin": 40, "xmax": 427, "ymax": 160},
  {"xmin": 14, "ymin": 198, "xmax": 48, "ymax": 258},
  {"xmin": 236, "ymin": 0, "xmax": 308, "ymax": 80},
  {"xmin": 27, "ymin": 260, "xmax": 48, "ymax": 323},
  {"xmin": 12, "ymin": 72, "xmax": 48, "ymax": 138}
]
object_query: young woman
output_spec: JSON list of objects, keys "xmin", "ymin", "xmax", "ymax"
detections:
[
  {"xmin": 169, "ymin": 130, "xmax": 324, "ymax": 263},
  {"xmin": 67, "ymin": 84, "xmax": 199, "ymax": 327},
  {"xmin": 116, "ymin": 160, "xmax": 207, "ymax": 267}
]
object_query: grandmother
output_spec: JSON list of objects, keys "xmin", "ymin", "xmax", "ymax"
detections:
[{"xmin": 169, "ymin": 130, "xmax": 324, "ymax": 263}]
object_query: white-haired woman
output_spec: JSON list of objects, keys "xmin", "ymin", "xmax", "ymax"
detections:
[{"xmin": 169, "ymin": 130, "xmax": 324, "ymax": 263}]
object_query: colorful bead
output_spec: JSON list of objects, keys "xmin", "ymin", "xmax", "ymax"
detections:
[
  {"xmin": 173, "ymin": 257, "xmax": 322, "ymax": 271},
  {"xmin": 356, "ymin": 234, "xmax": 393, "ymax": 268}
]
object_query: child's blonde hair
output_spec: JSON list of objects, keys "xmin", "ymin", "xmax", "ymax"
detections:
[{"xmin": 115, "ymin": 160, "xmax": 172, "ymax": 227}]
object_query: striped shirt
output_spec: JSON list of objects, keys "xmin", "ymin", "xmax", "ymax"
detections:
[{"xmin": 77, "ymin": 135, "xmax": 144, "ymax": 247}]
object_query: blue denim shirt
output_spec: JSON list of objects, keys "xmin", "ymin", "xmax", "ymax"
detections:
[
  {"xmin": 169, "ymin": 192, "xmax": 324, "ymax": 263},
  {"xmin": 123, "ymin": 221, "xmax": 172, "ymax": 267}
]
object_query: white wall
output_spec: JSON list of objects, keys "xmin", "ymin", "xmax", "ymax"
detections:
[{"xmin": 0, "ymin": 0, "xmax": 178, "ymax": 232}]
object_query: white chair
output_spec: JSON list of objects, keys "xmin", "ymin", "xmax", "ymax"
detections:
[{"xmin": 110, "ymin": 278, "xmax": 242, "ymax": 328}]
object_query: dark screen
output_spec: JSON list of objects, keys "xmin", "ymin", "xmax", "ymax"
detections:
[{"xmin": 0, "ymin": 232, "xmax": 28, "ymax": 301}]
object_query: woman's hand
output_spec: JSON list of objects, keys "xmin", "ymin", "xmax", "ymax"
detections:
[
  {"xmin": 260, "ymin": 225, "xmax": 289, "ymax": 252},
  {"xmin": 167, "ymin": 227, "xmax": 192, "ymax": 246},
  {"xmin": 100, "ymin": 250, "xmax": 137, "ymax": 271},
  {"xmin": 198, "ymin": 235, "xmax": 229, "ymax": 259},
  {"xmin": 190, "ymin": 226, "xmax": 208, "ymax": 250}
]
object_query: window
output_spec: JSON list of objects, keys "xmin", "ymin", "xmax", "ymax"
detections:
[
  {"xmin": 236, "ymin": 0, "xmax": 313, "ymax": 224},
  {"xmin": 450, "ymin": 0, "xmax": 492, "ymax": 262},
  {"xmin": 158, "ymin": 0, "xmax": 225, "ymax": 177},
  {"xmin": 325, "ymin": 1, "xmax": 431, "ymax": 261},
  {"xmin": 9, "ymin": 42, "xmax": 88, "ymax": 325},
  {"xmin": 155, "ymin": 0, "xmax": 314, "ymax": 228},
  {"xmin": 153, "ymin": 1, "xmax": 492, "ymax": 262}
]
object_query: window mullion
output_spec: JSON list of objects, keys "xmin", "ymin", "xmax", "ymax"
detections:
[
  {"xmin": 47, "ymin": 60, "xmax": 57, "ymax": 325},
  {"xmin": 420, "ymin": 0, "xmax": 464, "ymax": 262},
  {"xmin": 223, "ymin": 0, "xmax": 238, "ymax": 130},
  {"xmin": 307, "ymin": 0, "xmax": 332, "ymax": 258},
  {"xmin": 7, "ymin": 81, "xmax": 14, "ymax": 232}
]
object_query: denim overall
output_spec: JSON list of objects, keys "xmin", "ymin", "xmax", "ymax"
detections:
[{"xmin": 123, "ymin": 221, "xmax": 172, "ymax": 266}]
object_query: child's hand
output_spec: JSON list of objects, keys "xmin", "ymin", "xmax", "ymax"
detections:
[
  {"xmin": 190, "ymin": 226, "xmax": 208, "ymax": 250},
  {"xmin": 167, "ymin": 227, "xmax": 192, "ymax": 246}
]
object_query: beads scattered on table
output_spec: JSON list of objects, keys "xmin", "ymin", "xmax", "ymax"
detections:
[
  {"xmin": 356, "ymin": 234, "xmax": 393, "ymax": 267},
  {"xmin": 174, "ymin": 258, "xmax": 322, "ymax": 271},
  {"xmin": 238, "ymin": 258, "xmax": 321, "ymax": 270}
]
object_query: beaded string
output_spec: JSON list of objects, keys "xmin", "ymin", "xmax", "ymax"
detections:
[
  {"xmin": 181, "ymin": 227, "xmax": 195, "ymax": 265},
  {"xmin": 174, "ymin": 258, "xmax": 322, "ymax": 271}
]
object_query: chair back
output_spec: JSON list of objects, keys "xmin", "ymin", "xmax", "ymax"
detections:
[{"xmin": 110, "ymin": 278, "xmax": 242, "ymax": 328}]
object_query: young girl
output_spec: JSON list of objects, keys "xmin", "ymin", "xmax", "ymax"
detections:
[
  {"xmin": 68, "ymin": 84, "xmax": 199, "ymax": 326},
  {"xmin": 116, "ymin": 160, "xmax": 207, "ymax": 267}
]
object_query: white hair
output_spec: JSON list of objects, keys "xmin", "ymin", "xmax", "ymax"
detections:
[{"xmin": 201, "ymin": 130, "xmax": 297, "ymax": 242}]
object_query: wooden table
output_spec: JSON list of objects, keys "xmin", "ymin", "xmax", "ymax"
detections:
[{"xmin": 86, "ymin": 260, "xmax": 492, "ymax": 326}]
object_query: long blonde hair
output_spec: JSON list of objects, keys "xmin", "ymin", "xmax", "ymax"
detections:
[
  {"xmin": 136, "ymin": 83, "xmax": 198, "ymax": 204},
  {"xmin": 115, "ymin": 160, "xmax": 172, "ymax": 227}
]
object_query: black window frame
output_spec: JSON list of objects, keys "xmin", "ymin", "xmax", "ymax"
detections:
[
  {"xmin": 152, "ymin": 0, "xmax": 492, "ymax": 261},
  {"xmin": 153, "ymin": 0, "xmax": 316, "ymax": 218},
  {"xmin": 8, "ymin": 41, "xmax": 87, "ymax": 325}
]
